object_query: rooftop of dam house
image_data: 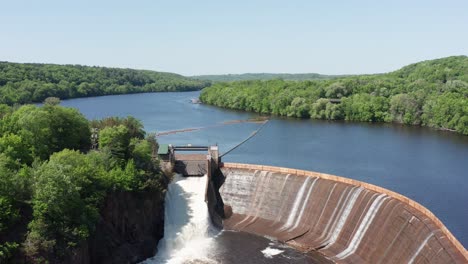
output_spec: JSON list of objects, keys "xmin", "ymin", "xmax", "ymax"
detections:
[{"xmin": 157, "ymin": 144, "xmax": 468, "ymax": 263}]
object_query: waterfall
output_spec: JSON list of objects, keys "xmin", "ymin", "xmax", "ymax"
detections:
[{"xmin": 141, "ymin": 174, "xmax": 218, "ymax": 264}]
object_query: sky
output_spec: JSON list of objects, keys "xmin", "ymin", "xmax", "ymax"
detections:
[{"xmin": 0, "ymin": 0, "xmax": 467, "ymax": 76}]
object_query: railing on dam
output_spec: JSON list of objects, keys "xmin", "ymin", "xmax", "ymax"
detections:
[{"xmin": 219, "ymin": 162, "xmax": 468, "ymax": 263}]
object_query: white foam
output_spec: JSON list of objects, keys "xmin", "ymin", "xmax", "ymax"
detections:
[
  {"xmin": 314, "ymin": 185, "xmax": 350, "ymax": 243},
  {"xmin": 141, "ymin": 174, "xmax": 217, "ymax": 264},
  {"xmin": 290, "ymin": 178, "xmax": 318, "ymax": 230},
  {"xmin": 261, "ymin": 246, "xmax": 285, "ymax": 258},
  {"xmin": 323, "ymin": 187, "xmax": 364, "ymax": 247},
  {"xmin": 280, "ymin": 177, "xmax": 312, "ymax": 230},
  {"xmin": 336, "ymin": 193, "xmax": 388, "ymax": 259}
]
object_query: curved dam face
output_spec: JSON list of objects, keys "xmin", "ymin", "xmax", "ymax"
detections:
[{"xmin": 218, "ymin": 163, "xmax": 468, "ymax": 264}]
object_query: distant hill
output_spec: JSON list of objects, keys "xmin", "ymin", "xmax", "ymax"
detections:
[
  {"xmin": 190, "ymin": 73, "xmax": 350, "ymax": 82},
  {"xmin": 0, "ymin": 62, "xmax": 210, "ymax": 105},
  {"xmin": 200, "ymin": 56, "xmax": 468, "ymax": 135}
]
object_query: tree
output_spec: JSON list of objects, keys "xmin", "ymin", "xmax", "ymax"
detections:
[
  {"xmin": 27, "ymin": 150, "xmax": 104, "ymax": 258},
  {"xmin": 0, "ymin": 134, "xmax": 33, "ymax": 166},
  {"xmin": 43, "ymin": 97, "xmax": 61, "ymax": 106},
  {"xmin": 99, "ymin": 125, "xmax": 130, "ymax": 164},
  {"xmin": 1, "ymin": 105, "xmax": 90, "ymax": 160}
]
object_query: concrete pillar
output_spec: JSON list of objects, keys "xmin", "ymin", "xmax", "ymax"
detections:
[{"xmin": 209, "ymin": 145, "xmax": 219, "ymax": 166}]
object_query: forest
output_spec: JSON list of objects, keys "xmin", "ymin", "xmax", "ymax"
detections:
[
  {"xmin": 0, "ymin": 101, "xmax": 165, "ymax": 262},
  {"xmin": 0, "ymin": 62, "xmax": 210, "ymax": 105},
  {"xmin": 191, "ymin": 72, "xmax": 348, "ymax": 82},
  {"xmin": 200, "ymin": 56, "xmax": 468, "ymax": 135}
]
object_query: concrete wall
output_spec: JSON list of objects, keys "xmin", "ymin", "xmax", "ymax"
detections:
[{"xmin": 219, "ymin": 163, "xmax": 468, "ymax": 264}]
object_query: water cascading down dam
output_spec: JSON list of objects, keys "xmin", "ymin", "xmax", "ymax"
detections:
[
  {"xmin": 219, "ymin": 163, "xmax": 468, "ymax": 263},
  {"xmin": 155, "ymin": 144, "xmax": 468, "ymax": 263},
  {"xmin": 142, "ymin": 174, "xmax": 218, "ymax": 263}
]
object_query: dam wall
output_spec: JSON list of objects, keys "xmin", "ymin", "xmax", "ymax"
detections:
[{"xmin": 219, "ymin": 163, "xmax": 468, "ymax": 263}]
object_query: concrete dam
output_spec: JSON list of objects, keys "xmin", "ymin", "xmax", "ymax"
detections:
[
  {"xmin": 158, "ymin": 145, "xmax": 467, "ymax": 263},
  {"xmin": 217, "ymin": 163, "xmax": 468, "ymax": 263}
]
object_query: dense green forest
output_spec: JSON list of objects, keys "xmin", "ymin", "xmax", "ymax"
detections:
[
  {"xmin": 200, "ymin": 56, "xmax": 468, "ymax": 135},
  {"xmin": 0, "ymin": 62, "xmax": 210, "ymax": 105},
  {"xmin": 191, "ymin": 72, "xmax": 349, "ymax": 82},
  {"xmin": 0, "ymin": 101, "xmax": 165, "ymax": 262}
]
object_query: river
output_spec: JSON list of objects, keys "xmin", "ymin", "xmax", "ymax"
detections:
[{"xmin": 61, "ymin": 91, "xmax": 468, "ymax": 256}]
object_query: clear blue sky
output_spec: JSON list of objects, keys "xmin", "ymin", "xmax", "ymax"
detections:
[{"xmin": 1, "ymin": 0, "xmax": 467, "ymax": 75}]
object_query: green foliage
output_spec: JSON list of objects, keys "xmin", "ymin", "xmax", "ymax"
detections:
[
  {"xmin": 26, "ymin": 143, "xmax": 162, "ymax": 258},
  {"xmin": 43, "ymin": 97, "xmax": 61, "ymax": 106},
  {"xmin": 0, "ymin": 104, "xmax": 11, "ymax": 118},
  {"xmin": 421, "ymin": 93, "xmax": 468, "ymax": 134},
  {"xmin": 191, "ymin": 72, "xmax": 348, "ymax": 82},
  {"xmin": 105, "ymin": 160, "xmax": 141, "ymax": 191},
  {"xmin": 0, "ymin": 104, "xmax": 164, "ymax": 262},
  {"xmin": 1, "ymin": 104, "xmax": 91, "ymax": 160},
  {"xmin": 341, "ymin": 94, "xmax": 390, "ymax": 122},
  {"xmin": 130, "ymin": 138, "xmax": 153, "ymax": 170},
  {"xmin": 0, "ymin": 155, "xmax": 29, "ymax": 260},
  {"xmin": 200, "ymin": 56, "xmax": 468, "ymax": 134},
  {"xmin": 0, "ymin": 61, "xmax": 210, "ymax": 105},
  {"xmin": 27, "ymin": 150, "xmax": 104, "ymax": 256},
  {"xmin": 0, "ymin": 154, "xmax": 32, "ymax": 202},
  {"xmin": 0, "ymin": 241, "xmax": 19, "ymax": 262},
  {"xmin": 389, "ymin": 92, "xmax": 425, "ymax": 125},
  {"xmin": 309, "ymin": 99, "xmax": 344, "ymax": 120},
  {"xmin": 0, "ymin": 133, "xmax": 33, "ymax": 166},
  {"xmin": 90, "ymin": 116, "xmax": 145, "ymax": 139},
  {"xmin": 99, "ymin": 125, "xmax": 131, "ymax": 162},
  {"xmin": 0, "ymin": 197, "xmax": 19, "ymax": 232}
]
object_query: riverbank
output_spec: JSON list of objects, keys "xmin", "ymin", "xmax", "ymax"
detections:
[
  {"xmin": 199, "ymin": 56, "xmax": 468, "ymax": 135},
  {"xmin": 0, "ymin": 61, "xmax": 210, "ymax": 105}
]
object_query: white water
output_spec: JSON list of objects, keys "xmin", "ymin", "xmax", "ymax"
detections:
[
  {"xmin": 141, "ymin": 174, "xmax": 218, "ymax": 264},
  {"xmin": 280, "ymin": 176, "xmax": 312, "ymax": 231},
  {"xmin": 261, "ymin": 246, "xmax": 284, "ymax": 258},
  {"xmin": 335, "ymin": 193, "xmax": 388, "ymax": 259},
  {"xmin": 290, "ymin": 178, "xmax": 318, "ymax": 231},
  {"xmin": 323, "ymin": 187, "xmax": 364, "ymax": 248}
]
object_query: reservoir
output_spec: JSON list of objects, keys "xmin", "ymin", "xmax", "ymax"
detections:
[{"xmin": 61, "ymin": 91, "xmax": 468, "ymax": 259}]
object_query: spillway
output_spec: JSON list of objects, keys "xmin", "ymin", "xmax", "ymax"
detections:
[
  {"xmin": 219, "ymin": 163, "xmax": 468, "ymax": 263},
  {"xmin": 142, "ymin": 174, "xmax": 218, "ymax": 264}
]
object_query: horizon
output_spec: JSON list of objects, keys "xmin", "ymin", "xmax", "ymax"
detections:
[
  {"xmin": 1, "ymin": 1, "xmax": 467, "ymax": 75},
  {"xmin": 2, "ymin": 54, "xmax": 465, "ymax": 77}
]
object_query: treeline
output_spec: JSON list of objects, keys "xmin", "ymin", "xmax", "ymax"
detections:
[
  {"xmin": 0, "ymin": 62, "xmax": 210, "ymax": 105},
  {"xmin": 0, "ymin": 101, "xmax": 165, "ymax": 262},
  {"xmin": 200, "ymin": 56, "xmax": 468, "ymax": 135},
  {"xmin": 191, "ymin": 72, "xmax": 348, "ymax": 82}
]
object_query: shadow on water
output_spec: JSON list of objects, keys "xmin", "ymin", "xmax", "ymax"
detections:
[{"xmin": 210, "ymin": 231, "xmax": 332, "ymax": 264}]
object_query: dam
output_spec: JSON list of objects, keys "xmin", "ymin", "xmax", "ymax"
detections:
[
  {"xmin": 153, "ymin": 145, "xmax": 468, "ymax": 263},
  {"xmin": 218, "ymin": 163, "xmax": 468, "ymax": 263}
]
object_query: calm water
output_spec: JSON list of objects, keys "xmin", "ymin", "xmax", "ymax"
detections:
[{"xmin": 62, "ymin": 91, "xmax": 468, "ymax": 248}]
